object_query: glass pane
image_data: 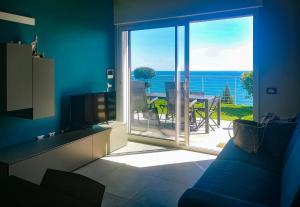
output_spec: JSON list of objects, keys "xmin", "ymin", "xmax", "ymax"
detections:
[
  {"xmin": 130, "ymin": 27, "xmax": 177, "ymax": 140},
  {"xmin": 189, "ymin": 16, "xmax": 254, "ymax": 152}
]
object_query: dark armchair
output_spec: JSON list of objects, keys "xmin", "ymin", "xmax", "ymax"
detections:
[
  {"xmin": 41, "ymin": 169, "xmax": 105, "ymax": 207},
  {"xmin": 0, "ymin": 161, "xmax": 8, "ymax": 179},
  {"xmin": 0, "ymin": 168, "xmax": 105, "ymax": 207}
]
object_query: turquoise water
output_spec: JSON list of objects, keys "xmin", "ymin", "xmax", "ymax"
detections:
[{"xmin": 141, "ymin": 71, "xmax": 253, "ymax": 106}]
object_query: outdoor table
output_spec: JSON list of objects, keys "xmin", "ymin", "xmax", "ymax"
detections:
[{"xmin": 146, "ymin": 92, "xmax": 221, "ymax": 133}]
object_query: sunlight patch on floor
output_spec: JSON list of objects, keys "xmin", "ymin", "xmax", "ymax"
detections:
[{"xmin": 103, "ymin": 149, "xmax": 216, "ymax": 168}]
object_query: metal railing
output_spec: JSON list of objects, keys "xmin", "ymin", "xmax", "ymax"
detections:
[{"xmin": 132, "ymin": 74, "xmax": 253, "ymax": 106}]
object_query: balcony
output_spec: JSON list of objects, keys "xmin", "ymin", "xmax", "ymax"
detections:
[{"xmin": 130, "ymin": 73, "xmax": 253, "ymax": 153}]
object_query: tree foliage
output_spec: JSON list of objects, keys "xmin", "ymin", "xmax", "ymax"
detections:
[
  {"xmin": 221, "ymin": 84, "xmax": 234, "ymax": 104},
  {"xmin": 133, "ymin": 67, "xmax": 156, "ymax": 80},
  {"xmin": 241, "ymin": 71, "xmax": 253, "ymax": 98}
]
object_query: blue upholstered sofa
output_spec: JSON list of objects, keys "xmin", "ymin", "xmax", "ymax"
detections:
[{"xmin": 178, "ymin": 115, "xmax": 300, "ymax": 207}]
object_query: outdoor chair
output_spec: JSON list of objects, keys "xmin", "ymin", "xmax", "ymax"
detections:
[
  {"xmin": 194, "ymin": 96, "xmax": 220, "ymax": 131},
  {"xmin": 164, "ymin": 82, "xmax": 197, "ymax": 128},
  {"xmin": 157, "ymin": 82, "xmax": 182, "ymax": 121},
  {"xmin": 189, "ymin": 92, "xmax": 205, "ymax": 127},
  {"xmin": 131, "ymin": 81, "xmax": 160, "ymax": 127}
]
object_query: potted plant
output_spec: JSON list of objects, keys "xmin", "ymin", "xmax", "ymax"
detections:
[{"xmin": 133, "ymin": 67, "xmax": 156, "ymax": 88}]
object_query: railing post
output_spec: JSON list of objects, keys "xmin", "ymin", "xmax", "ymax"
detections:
[{"xmin": 234, "ymin": 78, "xmax": 237, "ymax": 105}]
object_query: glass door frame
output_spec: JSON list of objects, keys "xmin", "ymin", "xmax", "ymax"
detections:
[
  {"xmin": 116, "ymin": 8, "xmax": 260, "ymax": 149},
  {"xmin": 125, "ymin": 23, "xmax": 186, "ymax": 144}
]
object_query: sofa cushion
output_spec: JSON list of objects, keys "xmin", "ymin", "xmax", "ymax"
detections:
[
  {"xmin": 262, "ymin": 121, "xmax": 297, "ymax": 160},
  {"xmin": 283, "ymin": 114, "xmax": 300, "ymax": 163},
  {"xmin": 218, "ymin": 139, "xmax": 282, "ymax": 174},
  {"xmin": 193, "ymin": 160, "xmax": 281, "ymax": 206},
  {"xmin": 281, "ymin": 114, "xmax": 300, "ymax": 207},
  {"xmin": 178, "ymin": 188, "xmax": 268, "ymax": 207}
]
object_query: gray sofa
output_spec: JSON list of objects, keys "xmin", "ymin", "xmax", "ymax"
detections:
[{"xmin": 179, "ymin": 115, "xmax": 300, "ymax": 207}]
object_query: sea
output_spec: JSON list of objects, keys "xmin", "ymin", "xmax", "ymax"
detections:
[{"xmin": 140, "ymin": 70, "xmax": 253, "ymax": 106}]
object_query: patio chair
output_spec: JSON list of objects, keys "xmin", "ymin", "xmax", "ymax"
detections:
[
  {"xmin": 164, "ymin": 82, "xmax": 197, "ymax": 128},
  {"xmin": 190, "ymin": 92, "xmax": 205, "ymax": 125},
  {"xmin": 131, "ymin": 81, "xmax": 160, "ymax": 127},
  {"xmin": 194, "ymin": 96, "xmax": 220, "ymax": 131},
  {"xmin": 156, "ymin": 82, "xmax": 181, "ymax": 120}
]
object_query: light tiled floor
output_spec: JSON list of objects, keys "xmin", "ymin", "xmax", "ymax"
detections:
[{"xmin": 75, "ymin": 142, "xmax": 216, "ymax": 207}]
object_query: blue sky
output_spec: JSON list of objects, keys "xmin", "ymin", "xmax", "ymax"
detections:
[{"xmin": 131, "ymin": 16, "xmax": 253, "ymax": 71}]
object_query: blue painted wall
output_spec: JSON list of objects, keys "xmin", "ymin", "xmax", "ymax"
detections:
[{"xmin": 0, "ymin": 0, "xmax": 114, "ymax": 149}]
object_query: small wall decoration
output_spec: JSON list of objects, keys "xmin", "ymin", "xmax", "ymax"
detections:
[{"xmin": 31, "ymin": 34, "xmax": 38, "ymax": 56}]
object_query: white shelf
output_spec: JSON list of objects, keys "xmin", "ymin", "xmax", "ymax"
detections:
[{"xmin": 0, "ymin": 11, "xmax": 35, "ymax": 26}]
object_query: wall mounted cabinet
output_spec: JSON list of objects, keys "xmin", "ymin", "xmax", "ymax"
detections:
[
  {"xmin": 0, "ymin": 43, "xmax": 55, "ymax": 119},
  {"xmin": 0, "ymin": 43, "xmax": 32, "ymax": 111},
  {"xmin": 33, "ymin": 58, "xmax": 54, "ymax": 119}
]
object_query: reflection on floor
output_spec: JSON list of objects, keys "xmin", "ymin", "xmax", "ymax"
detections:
[
  {"xmin": 131, "ymin": 114, "xmax": 232, "ymax": 153},
  {"xmin": 75, "ymin": 142, "xmax": 216, "ymax": 207},
  {"xmin": 189, "ymin": 120, "xmax": 232, "ymax": 152}
]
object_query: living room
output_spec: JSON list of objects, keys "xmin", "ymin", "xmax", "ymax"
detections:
[{"xmin": 0, "ymin": 0, "xmax": 300, "ymax": 206}]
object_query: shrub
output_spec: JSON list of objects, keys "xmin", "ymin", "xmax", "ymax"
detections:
[
  {"xmin": 133, "ymin": 67, "xmax": 156, "ymax": 80},
  {"xmin": 241, "ymin": 71, "xmax": 253, "ymax": 99},
  {"xmin": 133, "ymin": 67, "xmax": 156, "ymax": 88},
  {"xmin": 221, "ymin": 84, "xmax": 234, "ymax": 104}
]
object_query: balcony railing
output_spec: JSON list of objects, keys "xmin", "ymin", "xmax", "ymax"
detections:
[{"xmin": 132, "ymin": 74, "xmax": 253, "ymax": 106}]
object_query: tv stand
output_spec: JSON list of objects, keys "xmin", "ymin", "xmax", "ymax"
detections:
[
  {"xmin": 0, "ymin": 121, "xmax": 127, "ymax": 184},
  {"xmin": 98, "ymin": 121, "xmax": 128, "ymax": 153}
]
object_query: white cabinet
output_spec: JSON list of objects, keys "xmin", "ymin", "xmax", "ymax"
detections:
[
  {"xmin": 9, "ymin": 136, "xmax": 93, "ymax": 184},
  {"xmin": 99, "ymin": 121, "xmax": 128, "ymax": 153},
  {"xmin": 92, "ymin": 130, "xmax": 110, "ymax": 159},
  {"xmin": 0, "ymin": 123, "xmax": 127, "ymax": 184},
  {"xmin": 0, "ymin": 43, "xmax": 55, "ymax": 119},
  {"xmin": 32, "ymin": 58, "xmax": 55, "ymax": 119},
  {"xmin": 0, "ymin": 43, "xmax": 32, "ymax": 111}
]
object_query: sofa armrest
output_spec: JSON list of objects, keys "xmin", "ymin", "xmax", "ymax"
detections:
[
  {"xmin": 40, "ymin": 169, "xmax": 105, "ymax": 207},
  {"xmin": 178, "ymin": 188, "xmax": 268, "ymax": 207}
]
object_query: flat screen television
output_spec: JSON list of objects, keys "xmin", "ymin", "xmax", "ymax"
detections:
[{"xmin": 70, "ymin": 92, "xmax": 116, "ymax": 129}]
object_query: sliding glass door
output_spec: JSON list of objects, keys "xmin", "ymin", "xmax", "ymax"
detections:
[
  {"xmin": 188, "ymin": 16, "xmax": 254, "ymax": 152},
  {"xmin": 129, "ymin": 26, "xmax": 178, "ymax": 141},
  {"xmin": 122, "ymin": 13, "xmax": 255, "ymax": 153}
]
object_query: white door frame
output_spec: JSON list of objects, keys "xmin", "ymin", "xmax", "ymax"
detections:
[{"xmin": 115, "ymin": 8, "xmax": 260, "ymax": 149}]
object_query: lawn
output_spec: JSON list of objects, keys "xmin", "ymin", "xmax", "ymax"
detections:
[
  {"xmin": 152, "ymin": 100, "xmax": 253, "ymax": 121},
  {"xmin": 211, "ymin": 104, "xmax": 253, "ymax": 121}
]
